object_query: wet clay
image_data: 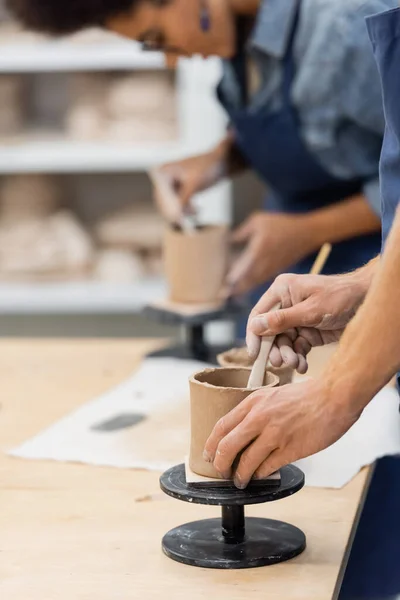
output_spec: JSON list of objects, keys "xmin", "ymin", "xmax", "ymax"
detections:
[
  {"xmin": 189, "ymin": 367, "xmax": 279, "ymax": 478},
  {"xmin": 164, "ymin": 225, "xmax": 228, "ymax": 304},
  {"xmin": 217, "ymin": 347, "xmax": 294, "ymax": 386}
]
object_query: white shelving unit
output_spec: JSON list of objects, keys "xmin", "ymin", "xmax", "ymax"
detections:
[
  {"xmin": 0, "ymin": 30, "xmax": 232, "ymax": 316},
  {"xmin": 0, "ymin": 136, "xmax": 203, "ymax": 174},
  {"xmin": 0, "ymin": 33, "xmax": 166, "ymax": 73},
  {"xmin": 0, "ymin": 278, "xmax": 166, "ymax": 315}
]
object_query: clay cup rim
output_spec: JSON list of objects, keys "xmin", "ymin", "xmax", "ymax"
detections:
[
  {"xmin": 217, "ymin": 348, "xmax": 295, "ymax": 375},
  {"xmin": 190, "ymin": 367, "xmax": 279, "ymax": 392},
  {"xmin": 166, "ymin": 224, "xmax": 228, "ymax": 238},
  {"xmin": 217, "ymin": 347, "xmax": 252, "ymax": 368}
]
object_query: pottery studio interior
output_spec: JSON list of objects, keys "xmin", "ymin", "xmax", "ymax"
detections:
[{"xmin": 2, "ymin": 1, "xmax": 400, "ymax": 599}]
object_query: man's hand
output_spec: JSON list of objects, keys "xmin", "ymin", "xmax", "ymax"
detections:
[
  {"xmin": 204, "ymin": 378, "xmax": 362, "ymax": 489},
  {"xmin": 246, "ymin": 268, "xmax": 375, "ymax": 371},
  {"xmin": 227, "ymin": 212, "xmax": 317, "ymax": 296}
]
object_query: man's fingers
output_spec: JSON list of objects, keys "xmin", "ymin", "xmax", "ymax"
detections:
[
  {"xmin": 234, "ymin": 433, "xmax": 277, "ymax": 489},
  {"xmin": 269, "ymin": 345, "xmax": 308, "ymax": 373},
  {"xmin": 249, "ymin": 298, "xmax": 317, "ymax": 337},
  {"xmin": 293, "ymin": 335, "xmax": 312, "ymax": 358},
  {"xmin": 247, "ymin": 274, "xmax": 295, "ymax": 322},
  {"xmin": 247, "ymin": 286, "xmax": 286, "ymax": 325},
  {"xmin": 246, "ymin": 290, "xmax": 284, "ymax": 359},
  {"xmin": 203, "ymin": 396, "xmax": 256, "ymax": 465},
  {"xmin": 269, "ymin": 345, "xmax": 283, "ymax": 367},
  {"xmin": 254, "ymin": 449, "xmax": 288, "ymax": 480},
  {"xmin": 212, "ymin": 417, "xmax": 261, "ymax": 479},
  {"xmin": 296, "ymin": 327, "xmax": 325, "ymax": 349},
  {"xmin": 296, "ymin": 354, "xmax": 308, "ymax": 375},
  {"xmin": 246, "ymin": 331, "xmax": 262, "ymax": 361},
  {"xmin": 276, "ymin": 335, "xmax": 299, "ymax": 369}
]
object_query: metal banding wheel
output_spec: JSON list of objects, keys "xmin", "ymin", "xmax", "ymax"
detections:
[{"xmin": 160, "ymin": 463, "xmax": 306, "ymax": 569}]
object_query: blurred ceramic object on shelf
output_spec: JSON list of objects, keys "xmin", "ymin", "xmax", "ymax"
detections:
[
  {"xmin": 107, "ymin": 72, "xmax": 175, "ymax": 119},
  {"xmin": 94, "ymin": 205, "xmax": 163, "ymax": 252},
  {"xmin": 0, "ymin": 175, "xmax": 94, "ymax": 279},
  {"xmin": 0, "ymin": 75, "xmax": 25, "ymax": 136},
  {"xmin": 69, "ymin": 27, "xmax": 122, "ymax": 45},
  {"xmin": 106, "ymin": 73, "xmax": 176, "ymax": 141},
  {"xmin": 66, "ymin": 74, "xmax": 108, "ymax": 139},
  {"xmin": 93, "ymin": 249, "xmax": 145, "ymax": 282},
  {"xmin": 66, "ymin": 104, "xmax": 105, "ymax": 140},
  {"xmin": 69, "ymin": 73, "xmax": 110, "ymax": 106},
  {"xmin": 106, "ymin": 118, "xmax": 177, "ymax": 142},
  {"xmin": 66, "ymin": 72, "xmax": 177, "ymax": 142},
  {"xmin": 1, "ymin": 174, "xmax": 60, "ymax": 222}
]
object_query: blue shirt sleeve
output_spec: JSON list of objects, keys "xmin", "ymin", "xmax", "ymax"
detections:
[
  {"xmin": 336, "ymin": 1, "xmax": 397, "ymax": 216},
  {"xmin": 364, "ymin": 177, "xmax": 382, "ymax": 215},
  {"xmin": 338, "ymin": 2, "xmax": 389, "ymax": 135}
]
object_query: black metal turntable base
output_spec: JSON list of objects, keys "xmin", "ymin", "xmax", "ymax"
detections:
[
  {"xmin": 143, "ymin": 298, "xmax": 249, "ymax": 364},
  {"xmin": 160, "ymin": 463, "xmax": 306, "ymax": 570}
]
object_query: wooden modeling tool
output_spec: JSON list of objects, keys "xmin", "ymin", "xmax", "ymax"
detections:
[
  {"xmin": 247, "ymin": 243, "xmax": 333, "ymax": 389},
  {"xmin": 149, "ymin": 168, "xmax": 197, "ymax": 233},
  {"xmin": 247, "ymin": 303, "xmax": 281, "ymax": 389}
]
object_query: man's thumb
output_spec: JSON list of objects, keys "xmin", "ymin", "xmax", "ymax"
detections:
[{"xmin": 249, "ymin": 302, "xmax": 311, "ymax": 336}]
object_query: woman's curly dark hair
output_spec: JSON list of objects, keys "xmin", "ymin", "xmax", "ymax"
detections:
[{"xmin": 6, "ymin": 0, "xmax": 139, "ymax": 34}]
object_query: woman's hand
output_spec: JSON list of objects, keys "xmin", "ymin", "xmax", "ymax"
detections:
[
  {"xmin": 226, "ymin": 212, "xmax": 317, "ymax": 296},
  {"xmin": 152, "ymin": 148, "xmax": 227, "ymax": 221},
  {"xmin": 204, "ymin": 377, "xmax": 362, "ymax": 489},
  {"xmin": 246, "ymin": 268, "xmax": 374, "ymax": 372}
]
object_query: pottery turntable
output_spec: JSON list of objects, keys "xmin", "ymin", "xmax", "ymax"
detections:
[
  {"xmin": 158, "ymin": 366, "xmax": 306, "ymax": 570},
  {"xmin": 159, "ymin": 463, "xmax": 306, "ymax": 570},
  {"xmin": 143, "ymin": 297, "xmax": 247, "ymax": 364},
  {"xmin": 143, "ymin": 222, "xmax": 250, "ymax": 363}
]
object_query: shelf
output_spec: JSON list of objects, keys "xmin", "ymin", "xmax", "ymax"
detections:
[
  {"xmin": 0, "ymin": 133, "xmax": 194, "ymax": 173},
  {"xmin": 0, "ymin": 278, "xmax": 167, "ymax": 314},
  {"xmin": 0, "ymin": 31, "xmax": 165, "ymax": 73}
]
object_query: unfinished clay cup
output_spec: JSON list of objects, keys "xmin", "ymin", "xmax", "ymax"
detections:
[
  {"xmin": 189, "ymin": 367, "xmax": 279, "ymax": 478},
  {"xmin": 217, "ymin": 347, "xmax": 294, "ymax": 386},
  {"xmin": 164, "ymin": 225, "xmax": 228, "ymax": 304}
]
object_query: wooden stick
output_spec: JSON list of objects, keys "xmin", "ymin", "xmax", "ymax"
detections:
[
  {"xmin": 247, "ymin": 243, "xmax": 333, "ymax": 389},
  {"xmin": 310, "ymin": 243, "xmax": 332, "ymax": 276}
]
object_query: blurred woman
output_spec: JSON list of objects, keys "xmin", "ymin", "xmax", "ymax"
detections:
[{"xmin": 7, "ymin": 0, "xmax": 395, "ymax": 296}]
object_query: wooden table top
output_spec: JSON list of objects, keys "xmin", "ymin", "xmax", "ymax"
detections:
[{"xmin": 0, "ymin": 339, "xmax": 370, "ymax": 600}]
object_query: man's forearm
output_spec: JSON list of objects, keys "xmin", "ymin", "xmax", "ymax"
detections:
[
  {"xmin": 324, "ymin": 207, "xmax": 400, "ymax": 414},
  {"xmin": 348, "ymin": 256, "xmax": 380, "ymax": 297},
  {"xmin": 305, "ymin": 194, "xmax": 381, "ymax": 248}
]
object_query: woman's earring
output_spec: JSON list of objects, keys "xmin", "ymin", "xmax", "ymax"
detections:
[{"xmin": 200, "ymin": 0, "xmax": 211, "ymax": 32}]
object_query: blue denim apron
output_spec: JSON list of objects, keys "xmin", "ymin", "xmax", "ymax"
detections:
[
  {"xmin": 338, "ymin": 12, "xmax": 400, "ymax": 599},
  {"xmin": 217, "ymin": 1, "xmax": 381, "ymax": 278},
  {"xmin": 367, "ymin": 7, "xmax": 400, "ymax": 248}
]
